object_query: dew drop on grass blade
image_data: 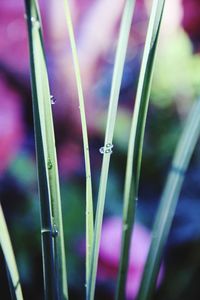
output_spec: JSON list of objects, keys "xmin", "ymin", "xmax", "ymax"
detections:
[
  {"xmin": 87, "ymin": 1, "xmax": 136, "ymax": 299},
  {"xmin": 24, "ymin": 1, "xmax": 68, "ymax": 299}
]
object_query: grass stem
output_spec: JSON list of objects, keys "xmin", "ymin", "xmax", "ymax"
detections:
[
  {"xmin": 87, "ymin": 1, "xmax": 136, "ymax": 299},
  {"xmin": 137, "ymin": 99, "xmax": 200, "ymax": 300},
  {"xmin": 0, "ymin": 204, "xmax": 23, "ymax": 300},
  {"xmin": 116, "ymin": 1, "xmax": 166, "ymax": 299},
  {"xmin": 25, "ymin": 1, "xmax": 68, "ymax": 298},
  {"xmin": 62, "ymin": 0, "xmax": 94, "ymax": 287}
]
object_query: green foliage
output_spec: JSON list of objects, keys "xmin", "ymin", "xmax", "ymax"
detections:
[
  {"xmin": 0, "ymin": 204, "xmax": 23, "ymax": 300},
  {"xmin": 2, "ymin": 1, "xmax": 200, "ymax": 300},
  {"xmin": 137, "ymin": 99, "xmax": 200, "ymax": 300},
  {"xmin": 87, "ymin": 1, "xmax": 136, "ymax": 299},
  {"xmin": 116, "ymin": 1, "xmax": 166, "ymax": 298},
  {"xmin": 63, "ymin": 0, "xmax": 94, "ymax": 287},
  {"xmin": 152, "ymin": 31, "xmax": 200, "ymax": 107},
  {"xmin": 25, "ymin": 0, "xmax": 68, "ymax": 298}
]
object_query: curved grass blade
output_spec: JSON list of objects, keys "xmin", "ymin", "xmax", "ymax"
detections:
[
  {"xmin": 62, "ymin": 0, "xmax": 94, "ymax": 286},
  {"xmin": 137, "ymin": 99, "xmax": 200, "ymax": 300},
  {"xmin": 87, "ymin": 1, "xmax": 136, "ymax": 299},
  {"xmin": 25, "ymin": 2, "xmax": 56, "ymax": 298},
  {"xmin": 116, "ymin": 1, "xmax": 166, "ymax": 299},
  {"xmin": 25, "ymin": 1, "xmax": 68, "ymax": 299},
  {"xmin": 0, "ymin": 204, "xmax": 23, "ymax": 300}
]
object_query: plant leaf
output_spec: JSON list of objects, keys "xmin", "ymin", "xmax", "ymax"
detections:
[
  {"xmin": 0, "ymin": 204, "xmax": 23, "ymax": 300},
  {"xmin": 116, "ymin": 1, "xmax": 166, "ymax": 299},
  {"xmin": 87, "ymin": 1, "xmax": 136, "ymax": 299},
  {"xmin": 24, "ymin": 1, "xmax": 68, "ymax": 299},
  {"xmin": 62, "ymin": 0, "xmax": 94, "ymax": 287},
  {"xmin": 137, "ymin": 99, "xmax": 200, "ymax": 300}
]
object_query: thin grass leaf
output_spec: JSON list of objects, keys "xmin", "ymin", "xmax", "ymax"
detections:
[
  {"xmin": 62, "ymin": 0, "xmax": 94, "ymax": 286},
  {"xmin": 87, "ymin": 1, "xmax": 136, "ymax": 299},
  {"xmin": 137, "ymin": 99, "xmax": 200, "ymax": 300},
  {"xmin": 25, "ymin": 2, "xmax": 56, "ymax": 298},
  {"xmin": 0, "ymin": 204, "xmax": 23, "ymax": 300},
  {"xmin": 116, "ymin": 1, "xmax": 166, "ymax": 299},
  {"xmin": 25, "ymin": 1, "xmax": 68, "ymax": 299},
  {"xmin": 5, "ymin": 260, "xmax": 18, "ymax": 300}
]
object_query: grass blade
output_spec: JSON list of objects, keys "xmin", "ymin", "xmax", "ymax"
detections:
[
  {"xmin": 137, "ymin": 99, "xmax": 200, "ymax": 300},
  {"xmin": 25, "ymin": 1, "xmax": 68, "ymax": 299},
  {"xmin": 0, "ymin": 204, "xmax": 23, "ymax": 300},
  {"xmin": 87, "ymin": 1, "xmax": 136, "ymax": 299},
  {"xmin": 116, "ymin": 1, "xmax": 166, "ymax": 299},
  {"xmin": 25, "ymin": 1, "xmax": 56, "ymax": 298},
  {"xmin": 62, "ymin": 0, "xmax": 94, "ymax": 287}
]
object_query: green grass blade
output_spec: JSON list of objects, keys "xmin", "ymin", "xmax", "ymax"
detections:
[
  {"xmin": 39, "ymin": 18, "xmax": 69, "ymax": 300},
  {"xmin": 137, "ymin": 99, "xmax": 200, "ymax": 300},
  {"xmin": 25, "ymin": 1, "xmax": 68, "ymax": 299},
  {"xmin": 62, "ymin": 0, "xmax": 94, "ymax": 286},
  {"xmin": 25, "ymin": 2, "xmax": 56, "ymax": 298},
  {"xmin": 5, "ymin": 263, "xmax": 16, "ymax": 300},
  {"xmin": 116, "ymin": 1, "xmax": 166, "ymax": 299},
  {"xmin": 87, "ymin": 1, "xmax": 136, "ymax": 299},
  {"xmin": 0, "ymin": 204, "xmax": 23, "ymax": 300}
]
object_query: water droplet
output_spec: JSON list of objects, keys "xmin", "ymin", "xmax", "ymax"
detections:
[
  {"xmin": 106, "ymin": 143, "xmax": 112, "ymax": 148},
  {"xmin": 123, "ymin": 224, "xmax": 128, "ymax": 231},
  {"xmin": 52, "ymin": 224, "xmax": 59, "ymax": 238},
  {"xmin": 50, "ymin": 95, "xmax": 56, "ymax": 105},
  {"xmin": 99, "ymin": 143, "xmax": 114, "ymax": 154},
  {"xmin": 30, "ymin": 17, "xmax": 40, "ymax": 29},
  {"xmin": 47, "ymin": 159, "xmax": 53, "ymax": 170},
  {"xmin": 84, "ymin": 284, "xmax": 87, "ymax": 288},
  {"xmin": 99, "ymin": 147, "xmax": 104, "ymax": 154},
  {"xmin": 105, "ymin": 148, "xmax": 112, "ymax": 154},
  {"xmin": 24, "ymin": 14, "xmax": 28, "ymax": 20}
]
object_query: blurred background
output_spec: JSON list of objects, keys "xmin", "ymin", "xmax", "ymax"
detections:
[{"xmin": 1, "ymin": 0, "xmax": 200, "ymax": 299}]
